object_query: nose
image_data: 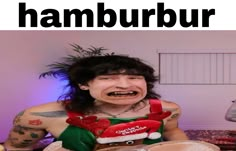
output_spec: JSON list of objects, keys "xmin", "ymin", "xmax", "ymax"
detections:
[{"xmin": 115, "ymin": 77, "xmax": 132, "ymax": 89}]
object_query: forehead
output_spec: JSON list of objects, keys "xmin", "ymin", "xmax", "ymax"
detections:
[{"xmin": 96, "ymin": 69, "xmax": 142, "ymax": 75}]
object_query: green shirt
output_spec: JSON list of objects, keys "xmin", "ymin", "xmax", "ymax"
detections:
[{"xmin": 58, "ymin": 117, "xmax": 164, "ymax": 151}]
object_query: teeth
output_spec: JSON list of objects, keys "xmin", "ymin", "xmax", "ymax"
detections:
[{"xmin": 108, "ymin": 91, "xmax": 137, "ymax": 96}]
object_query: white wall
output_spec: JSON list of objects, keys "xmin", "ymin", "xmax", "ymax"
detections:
[{"xmin": 1, "ymin": 31, "xmax": 236, "ymax": 142}]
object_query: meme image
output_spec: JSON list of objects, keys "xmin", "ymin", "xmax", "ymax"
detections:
[{"xmin": 1, "ymin": 1, "xmax": 236, "ymax": 151}]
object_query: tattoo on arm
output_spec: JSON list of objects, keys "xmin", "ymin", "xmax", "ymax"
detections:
[
  {"xmin": 10, "ymin": 125, "xmax": 46, "ymax": 147},
  {"xmin": 13, "ymin": 125, "xmax": 30, "ymax": 135},
  {"xmin": 13, "ymin": 110, "xmax": 25, "ymax": 125},
  {"xmin": 28, "ymin": 119, "xmax": 43, "ymax": 125},
  {"xmin": 170, "ymin": 113, "xmax": 180, "ymax": 119},
  {"xmin": 30, "ymin": 111, "xmax": 67, "ymax": 117},
  {"xmin": 11, "ymin": 139, "xmax": 34, "ymax": 148},
  {"xmin": 30, "ymin": 132, "xmax": 40, "ymax": 138},
  {"xmin": 13, "ymin": 125, "xmax": 43, "ymax": 136},
  {"xmin": 163, "ymin": 108, "xmax": 180, "ymax": 120},
  {"xmin": 20, "ymin": 139, "xmax": 33, "ymax": 147}
]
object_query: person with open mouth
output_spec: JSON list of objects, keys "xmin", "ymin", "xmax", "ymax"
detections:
[{"xmin": 4, "ymin": 46, "xmax": 189, "ymax": 151}]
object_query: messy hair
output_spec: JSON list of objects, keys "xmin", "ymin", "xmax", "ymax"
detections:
[{"xmin": 40, "ymin": 45, "xmax": 160, "ymax": 113}]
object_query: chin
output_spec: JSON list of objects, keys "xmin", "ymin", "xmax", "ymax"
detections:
[{"xmin": 108, "ymin": 98, "xmax": 144, "ymax": 105}]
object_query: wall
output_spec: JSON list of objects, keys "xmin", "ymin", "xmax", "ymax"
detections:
[{"xmin": 1, "ymin": 31, "xmax": 236, "ymax": 142}]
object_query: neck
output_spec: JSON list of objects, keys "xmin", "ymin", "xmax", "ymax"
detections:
[
  {"xmin": 95, "ymin": 100, "xmax": 146, "ymax": 118},
  {"xmin": 97, "ymin": 103, "xmax": 133, "ymax": 112},
  {"xmin": 97, "ymin": 105, "xmax": 134, "ymax": 118}
]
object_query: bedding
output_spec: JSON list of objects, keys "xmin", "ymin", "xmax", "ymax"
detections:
[{"xmin": 185, "ymin": 130, "xmax": 236, "ymax": 151}]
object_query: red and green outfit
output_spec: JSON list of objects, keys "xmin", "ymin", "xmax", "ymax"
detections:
[{"xmin": 57, "ymin": 99, "xmax": 171, "ymax": 151}]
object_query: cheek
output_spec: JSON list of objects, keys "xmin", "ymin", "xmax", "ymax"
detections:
[
  {"xmin": 143, "ymin": 85, "xmax": 148, "ymax": 95},
  {"xmin": 131, "ymin": 80, "xmax": 147, "ymax": 96},
  {"xmin": 87, "ymin": 84, "xmax": 106, "ymax": 99},
  {"xmin": 140, "ymin": 82, "xmax": 148, "ymax": 95},
  {"xmin": 88, "ymin": 89, "xmax": 101, "ymax": 99},
  {"xmin": 139, "ymin": 81, "xmax": 147, "ymax": 90}
]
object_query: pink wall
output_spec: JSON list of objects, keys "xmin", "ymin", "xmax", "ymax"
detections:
[{"xmin": 1, "ymin": 31, "xmax": 236, "ymax": 142}]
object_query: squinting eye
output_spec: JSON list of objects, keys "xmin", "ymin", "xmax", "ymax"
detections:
[
  {"xmin": 98, "ymin": 77, "xmax": 110, "ymax": 80},
  {"xmin": 97, "ymin": 76, "xmax": 113, "ymax": 80},
  {"xmin": 129, "ymin": 76, "xmax": 144, "ymax": 79}
]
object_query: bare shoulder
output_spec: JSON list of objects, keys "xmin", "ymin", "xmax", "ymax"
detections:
[
  {"xmin": 27, "ymin": 101, "xmax": 65, "ymax": 112},
  {"xmin": 160, "ymin": 100, "xmax": 189, "ymax": 140},
  {"xmin": 14, "ymin": 101, "xmax": 67, "ymax": 129},
  {"xmin": 161, "ymin": 100, "xmax": 182, "ymax": 121},
  {"xmin": 5, "ymin": 101, "xmax": 66, "ymax": 149},
  {"xmin": 161, "ymin": 100, "xmax": 181, "ymax": 111}
]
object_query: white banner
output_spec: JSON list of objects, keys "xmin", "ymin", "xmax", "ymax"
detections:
[{"xmin": 0, "ymin": 0, "xmax": 234, "ymax": 30}]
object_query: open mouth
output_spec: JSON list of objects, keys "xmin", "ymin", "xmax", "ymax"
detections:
[{"xmin": 107, "ymin": 91, "xmax": 138, "ymax": 97}]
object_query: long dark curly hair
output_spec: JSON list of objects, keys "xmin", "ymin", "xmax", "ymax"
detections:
[{"xmin": 40, "ymin": 44, "xmax": 160, "ymax": 113}]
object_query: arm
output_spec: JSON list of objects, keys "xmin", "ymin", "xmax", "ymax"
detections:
[
  {"xmin": 162, "ymin": 101, "xmax": 189, "ymax": 141},
  {"xmin": 4, "ymin": 110, "xmax": 47, "ymax": 151}
]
